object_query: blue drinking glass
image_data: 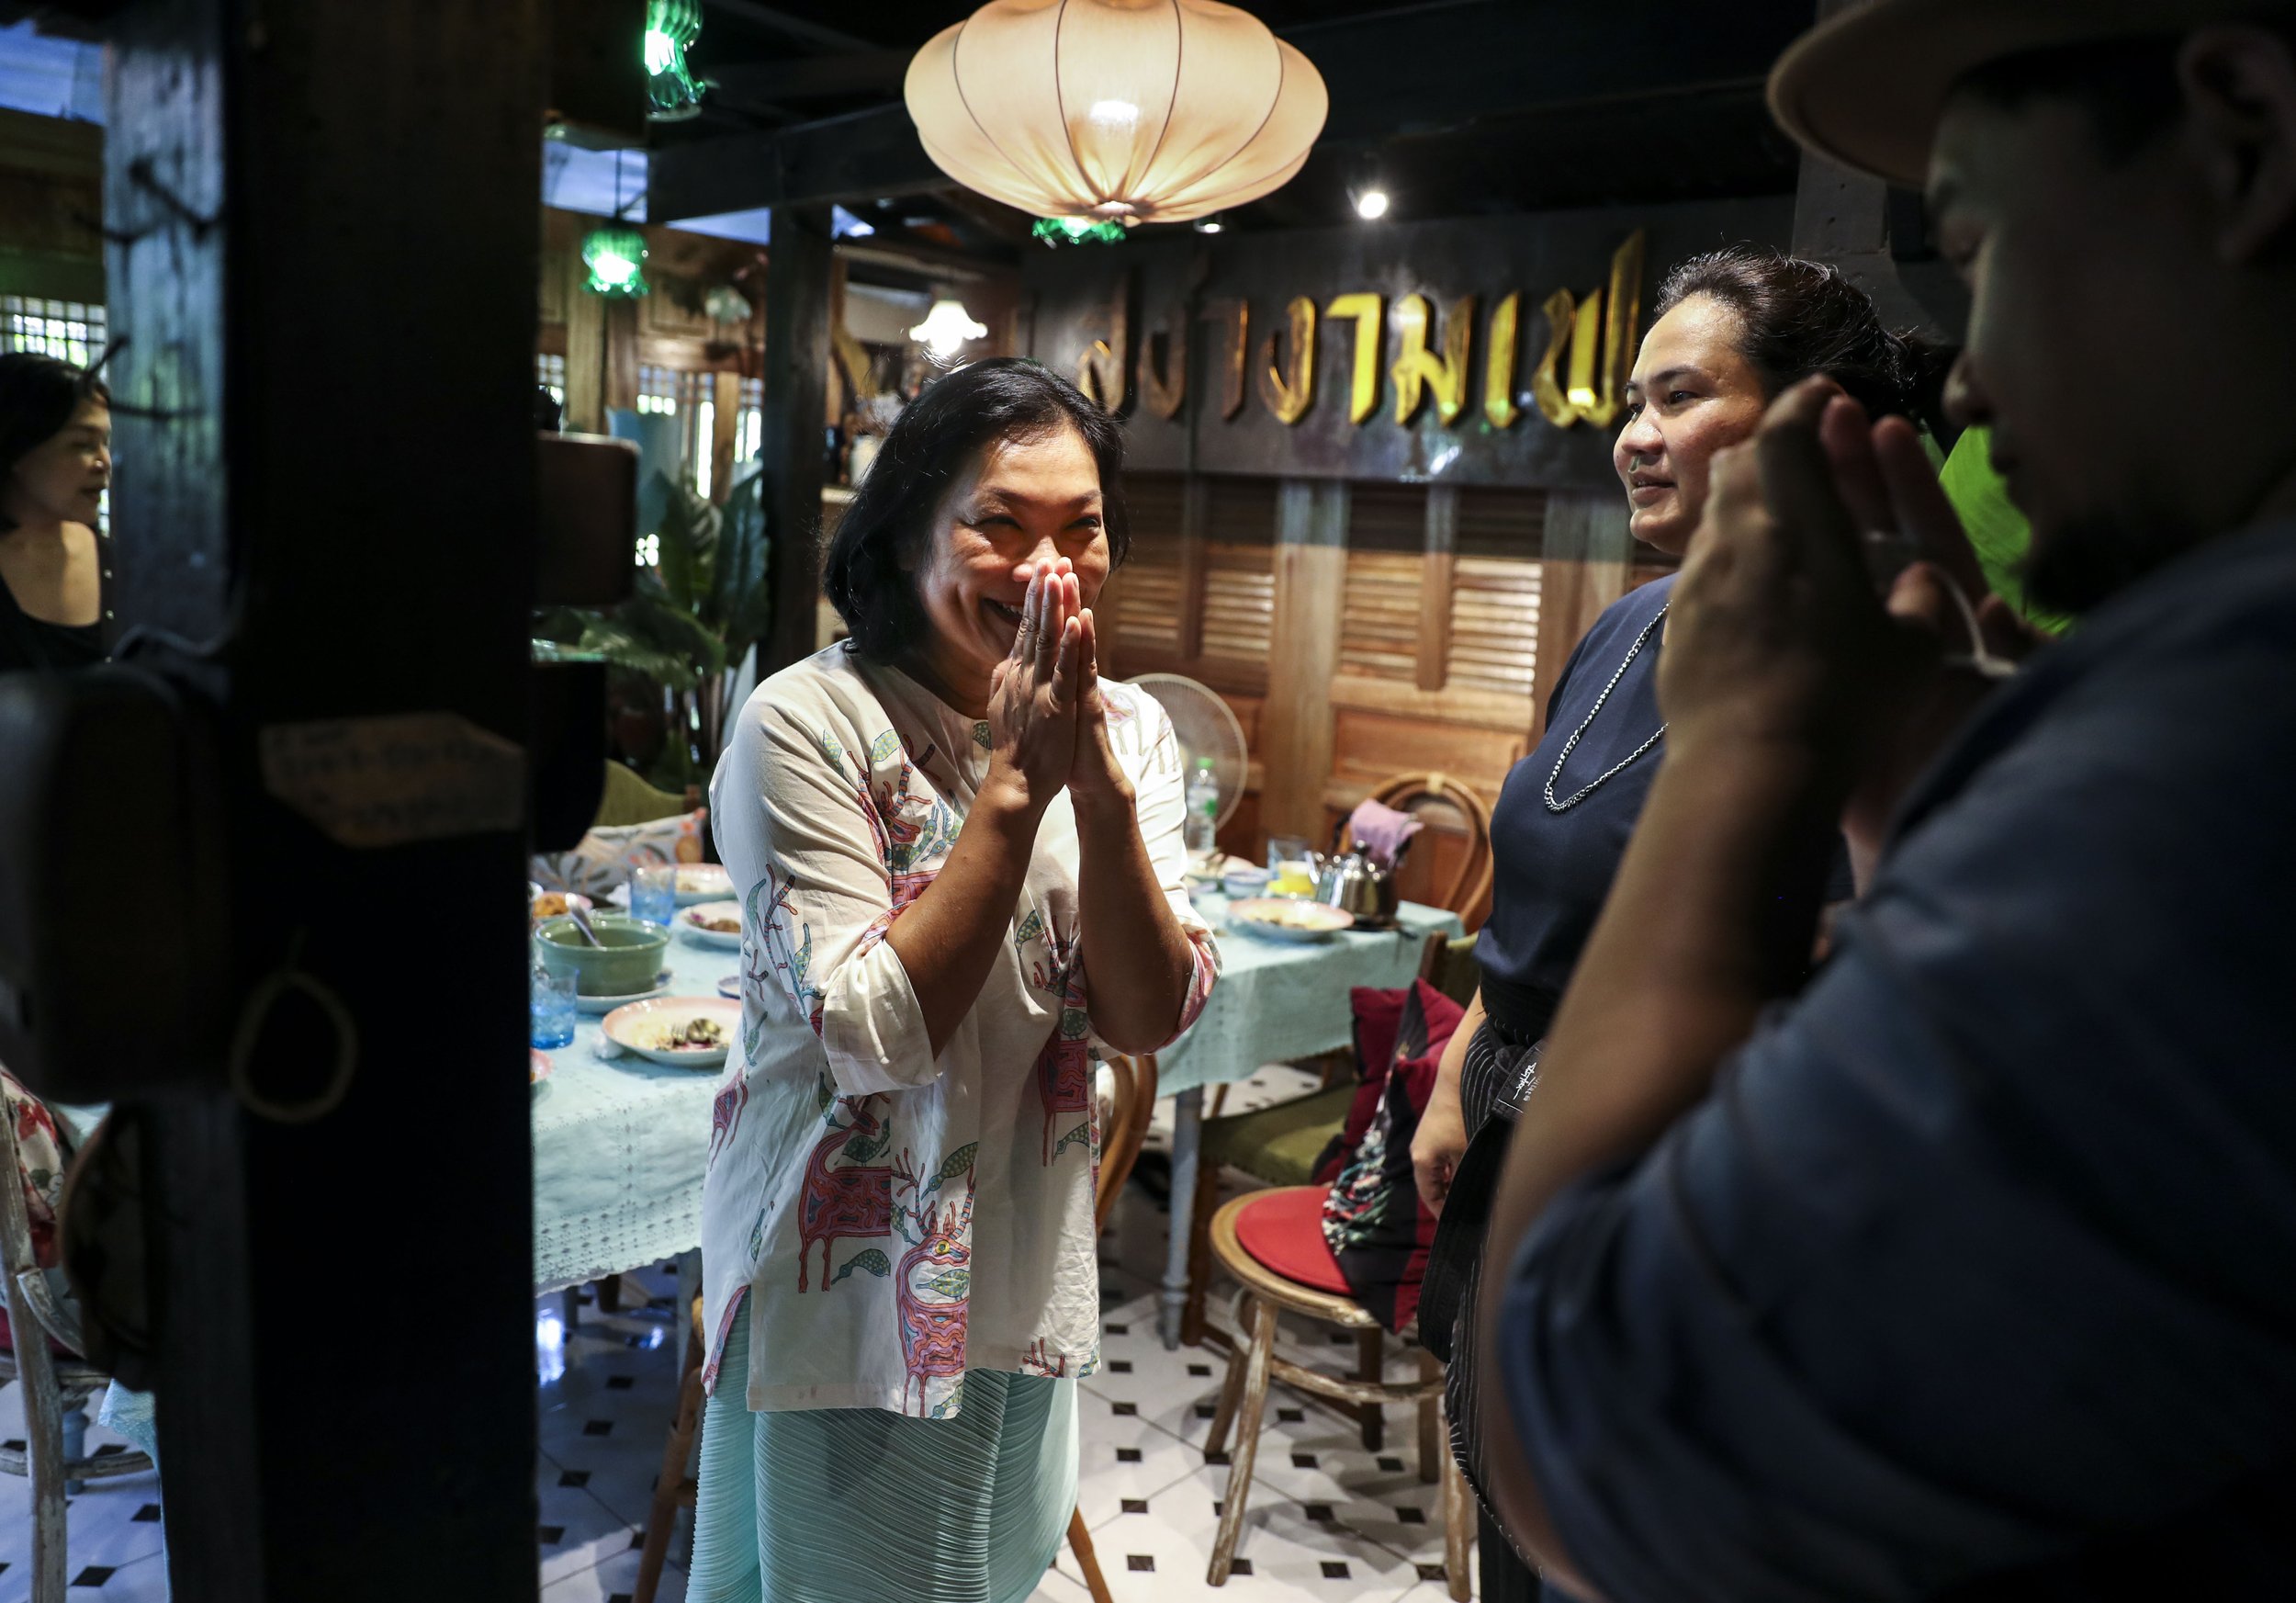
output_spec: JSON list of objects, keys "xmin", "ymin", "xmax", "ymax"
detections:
[
  {"xmin": 630, "ymin": 864, "xmax": 678, "ymax": 927},
  {"xmin": 530, "ymin": 965, "xmax": 578, "ymax": 1049}
]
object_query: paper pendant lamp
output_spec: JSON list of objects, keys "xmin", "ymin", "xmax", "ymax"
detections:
[{"xmin": 905, "ymin": 0, "xmax": 1328, "ymax": 226}]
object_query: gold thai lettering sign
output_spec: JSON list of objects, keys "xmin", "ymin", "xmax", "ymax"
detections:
[{"xmin": 1072, "ymin": 229, "xmax": 1645, "ymax": 435}]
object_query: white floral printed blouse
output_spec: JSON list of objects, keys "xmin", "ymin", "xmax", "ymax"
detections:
[{"xmin": 701, "ymin": 644, "xmax": 1220, "ymax": 1418}]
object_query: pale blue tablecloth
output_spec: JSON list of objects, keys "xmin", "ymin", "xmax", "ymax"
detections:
[
  {"xmin": 1148, "ymin": 897, "xmax": 1466, "ymax": 1094},
  {"xmin": 530, "ymin": 899, "xmax": 1464, "ymax": 1290},
  {"xmin": 530, "ymin": 927, "xmax": 738, "ymax": 1293}
]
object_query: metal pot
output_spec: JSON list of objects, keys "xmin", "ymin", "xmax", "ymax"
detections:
[{"xmin": 1315, "ymin": 844, "xmax": 1398, "ymax": 930}]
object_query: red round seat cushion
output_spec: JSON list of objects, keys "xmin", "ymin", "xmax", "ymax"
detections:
[{"xmin": 1232, "ymin": 1185, "xmax": 1350, "ymax": 1295}]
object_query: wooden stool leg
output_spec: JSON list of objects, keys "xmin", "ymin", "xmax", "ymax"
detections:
[
  {"xmin": 1417, "ymin": 1349, "xmax": 1442, "ymax": 1484},
  {"xmin": 1068, "ymin": 1506, "xmax": 1114, "ymax": 1603},
  {"xmin": 1204, "ymin": 1294, "xmax": 1254, "ymax": 1459},
  {"xmin": 1356, "ymin": 1327, "xmax": 1386, "ymax": 1451},
  {"xmin": 1181, "ymin": 1155, "xmax": 1221, "ymax": 1347},
  {"xmin": 1207, "ymin": 1298, "xmax": 1279, "ymax": 1586},
  {"xmin": 1441, "ymin": 1427, "xmax": 1473, "ymax": 1602},
  {"xmin": 634, "ymin": 1327, "xmax": 706, "ymax": 1603}
]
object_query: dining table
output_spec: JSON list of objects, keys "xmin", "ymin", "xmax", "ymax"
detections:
[{"xmin": 529, "ymin": 895, "xmax": 1464, "ymax": 1346}]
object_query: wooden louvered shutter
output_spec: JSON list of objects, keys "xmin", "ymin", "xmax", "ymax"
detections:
[
  {"xmin": 1339, "ymin": 484, "xmax": 1426, "ymax": 683},
  {"xmin": 1200, "ymin": 478, "xmax": 1277, "ymax": 664},
  {"xmin": 1446, "ymin": 488, "xmax": 1545, "ymax": 699},
  {"xmin": 1109, "ymin": 473, "xmax": 1186, "ymax": 659}
]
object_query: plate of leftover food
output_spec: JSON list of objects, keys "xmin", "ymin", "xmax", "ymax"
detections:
[
  {"xmin": 601, "ymin": 997, "xmax": 741, "ymax": 1066},
  {"xmin": 679, "ymin": 899, "xmax": 744, "ymax": 948},
  {"xmin": 1227, "ymin": 897, "xmax": 1355, "ymax": 943}
]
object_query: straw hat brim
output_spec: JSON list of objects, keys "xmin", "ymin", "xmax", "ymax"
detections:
[{"xmin": 1768, "ymin": 0, "xmax": 2253, "ymax": 188}]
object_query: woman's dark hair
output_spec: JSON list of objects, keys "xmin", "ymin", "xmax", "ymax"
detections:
[
  {"xmin": 1, "ymin": 354, "xmax": 110, "ymax": 533},
  {"xmin": 1653, "ymin": 248, "xmax": 1953, "ymax": 436},
  {"xmin": 823, "ymin": 356, "xmax": 1129, "ymax": 664}
]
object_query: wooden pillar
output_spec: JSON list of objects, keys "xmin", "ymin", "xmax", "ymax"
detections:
[
  {"xmin": 759, "ymin": 205, "xmax": 834, "ymax": 672},
  {"xmin": 603, "ymin": 296, "xmax": 640, "ymax": 414},
  {"xmin": 564, "ymin": 250, "xmax": 606, "ymax": 433},
  {"xmin": 1532, "ymin": 489, "xmax": 1633, "ymax": 739},
  {"xmin": 1259, "ymin": 480, "xmax": 1346, "ymax": 841},
  {"xmin": 1416, "ymin": 485, "xmax": 1458, "ymax": 693},
  {"xmin": 712, "ymin": 369, "xmax": 741, "ymax": 501},
  {"xmin": 104, "ymin": 0, "xmax": 541, "ymax": 1595}
]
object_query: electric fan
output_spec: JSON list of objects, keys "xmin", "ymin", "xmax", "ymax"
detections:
[{"xmin": 1130, "ymin": 672, "xmax": 1249, "ymax": 830}]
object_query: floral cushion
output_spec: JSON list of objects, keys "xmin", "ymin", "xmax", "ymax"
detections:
[{"xmin": 532, "ymin": 807, "xmax": 709, "ymax": 898}]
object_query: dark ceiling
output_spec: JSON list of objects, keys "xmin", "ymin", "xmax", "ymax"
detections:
[{"xmin": 652, "ymin": 0, "xmax": 1821, "ymax": 261}]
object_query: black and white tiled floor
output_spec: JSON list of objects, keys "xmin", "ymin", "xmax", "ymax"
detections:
[{"xmin": 0, "ymin": 1067, "xmax": 1468, "ymax": 1601}]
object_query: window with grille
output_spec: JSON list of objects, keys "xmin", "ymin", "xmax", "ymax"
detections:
[
  {"xmin": 1446, "ymin": 489, "xmax": 1545, "ymax": 699},
  {"xmin": 1111, "ymin": 475, "xmax": 1186, "ymax": 656},
  {"xmin": 1200, "ymin": 478, "xmax": 1277, "ymax": 663},
  {"xmin": 1339, "ymin": 484, "xmax": 1427, "ymax": 683},
  {"xmin": 636, "ymin": 364, "xmax": 681, "ymax": 416},
  {"xmin": 2, "ymin": 298, "xmax": 107, "ymax": 368},
  {"xmin": 535, "ymin": 352, "xmax": 566, "ymax": 408}
]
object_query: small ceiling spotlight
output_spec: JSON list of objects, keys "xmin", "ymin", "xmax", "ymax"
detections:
[
  {"xmin": 1355, "ymin": 187, "xmax": 1390, "ymax": 221},
  {"xmin": 1194, "ymin": 215, "xmax": 1225, "ymax": 234}
]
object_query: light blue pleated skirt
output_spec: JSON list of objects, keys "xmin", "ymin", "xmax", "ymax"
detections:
[{"xmin": 689, "ymin": 1315, "xmax": 1078, "ymax": 1603}]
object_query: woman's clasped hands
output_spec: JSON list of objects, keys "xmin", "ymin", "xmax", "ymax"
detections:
[{"xmin": 984, "ymin": 558, "xmax": 1134, "ymax": 818}]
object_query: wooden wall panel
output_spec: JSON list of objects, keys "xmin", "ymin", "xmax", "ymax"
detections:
[
  {"xmin": 1100, "ymin": 468, "xmax": 1635, "ymax": 908},
  {"xmin": 1259, "ymin": 482, "xmax": 1347, "ymax": 842},
  {"xmin": 1530, "ymin": 488, "xmax": 1635, "ymax": 737}
]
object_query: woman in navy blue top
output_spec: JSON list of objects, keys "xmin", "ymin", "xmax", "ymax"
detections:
[{"xmin": 1412, "ymin": 249, "xmax": 1941, "ymax": 1601}]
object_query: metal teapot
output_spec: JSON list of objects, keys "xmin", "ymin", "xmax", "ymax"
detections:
[{"xmin": 1314, "ymin": 842, "xmax": 1400, "ymax": 930}]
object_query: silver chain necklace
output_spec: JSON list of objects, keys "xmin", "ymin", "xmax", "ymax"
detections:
[{"xmin": 1542, "ymin": 604, "xmax": 1668, "ymax": 814}]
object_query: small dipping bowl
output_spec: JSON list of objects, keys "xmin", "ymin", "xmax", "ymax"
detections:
[
  {"xmin": 535, "ymin": 914, "xmax": 671, "ymax": 998},
  {"xmin": 1221, "ymin": 866, "xmax": 1273, "ymax": 899}
]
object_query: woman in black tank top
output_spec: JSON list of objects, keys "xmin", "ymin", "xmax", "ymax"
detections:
[{"xmin": 0, "ymin": 354, "xmax": 113, "ymax": 674}]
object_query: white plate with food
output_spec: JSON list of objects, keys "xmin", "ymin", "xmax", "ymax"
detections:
[
  {"xmin": 673, "ymin": 864, "xmax": 734, "ymax": 906},
  {"xmin": 530, "ymin": 888, "xmax": 594, "ymax": 922},
  {"xmin": 602, "ymin": 996, "xmax": 740, "ymax": 1066},
  {"xmin": 1227, "ymin": 897, "xmax": 1355, "ymax": 943},
  {"xmin": 679, "ymin": 899, "xmax": 744, "ymax": 947},
  {"xmin": 576, "ymin": 972, "xmax": 673, "ymax": 1013}
]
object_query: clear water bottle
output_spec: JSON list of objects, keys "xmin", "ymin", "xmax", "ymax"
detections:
[{"xmin": 1185, "ymin": 757, "xmax": 1220, "ymax": 860}]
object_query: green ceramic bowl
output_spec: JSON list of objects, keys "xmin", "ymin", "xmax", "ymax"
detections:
[{"xmin": 534, "ymin": 914, "xmax": 670, "ymax": 998}]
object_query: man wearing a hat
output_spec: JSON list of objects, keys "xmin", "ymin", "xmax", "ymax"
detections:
[{"xmin": 1477, "ymin": 4, "xmax": 2296, "ymax": 1597}]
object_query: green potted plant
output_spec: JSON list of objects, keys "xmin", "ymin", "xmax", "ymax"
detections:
[{"xmin": 538, "ymin": 463, "xmax": 771, "ymax": 791}]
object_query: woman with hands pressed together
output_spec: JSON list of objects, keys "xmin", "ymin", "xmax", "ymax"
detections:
[{"xmin": 692, "ymin": 359, "xmax": 1218, "ymax": 1603}]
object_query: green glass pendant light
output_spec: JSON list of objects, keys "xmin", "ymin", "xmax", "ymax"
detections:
[{"xmin": 645, "ymin": 0, "xmax": 705, "ymax": 120}]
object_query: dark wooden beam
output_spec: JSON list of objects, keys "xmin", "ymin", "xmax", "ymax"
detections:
[
  {"xmin": 760, "ymin": 204, "xmax": 834, "ymax": 671},
  {"xmin": 103, "ymin": 0, "xmax": 543, "ymax": 1597},
  {"xmin": 649, "ymin": 103, "xmax": 940, "ymax": 220},
  {"xmin": 1289, "ymin": 0, "xmax": 1806, "ymax": 145},
  {"xmin": 709, "ymin": 50, "xmax": 908, "ymax": 103},
  {"xmin": 703, "ymin": 0, "xmax": 879, "ymax": 54}
]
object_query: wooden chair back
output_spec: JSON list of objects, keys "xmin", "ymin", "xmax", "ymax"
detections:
[
  {"xmin": 1340, "ymin": 773, "xmax": 1496, "ymax": 929},
  {"xmin": 1095, "ymin": 1055, "xmax": 1160, "ymax": 1229}
]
